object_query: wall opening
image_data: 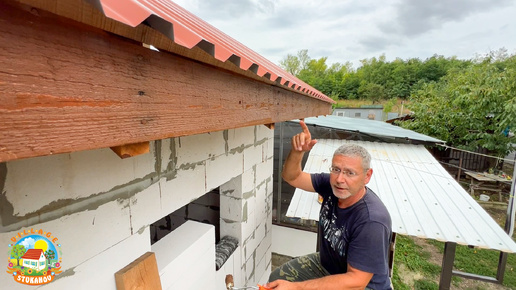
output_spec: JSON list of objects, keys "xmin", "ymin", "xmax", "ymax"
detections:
[{"xmin": 150, "ymin": 187, "xmax": 221, "ymax": 245}]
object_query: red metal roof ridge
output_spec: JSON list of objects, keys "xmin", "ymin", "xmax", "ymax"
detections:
[{"xmin": 92, "ymin": 0, "xmax": 333, "ymax": 102}]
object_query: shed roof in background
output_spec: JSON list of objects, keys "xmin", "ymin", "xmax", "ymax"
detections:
[
  {"xmin": 295, "ymin": 115, "xmax": 444, "ymax": 144},
  {"xmin": 287, "ymin": 139, "xmax": 516, "ymax": 253},
  {"xmin": 88, "ymin": 0, "xmax": 330, "ymax": 101}
]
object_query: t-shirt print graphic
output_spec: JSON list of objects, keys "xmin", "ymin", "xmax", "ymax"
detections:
[{"xmin": 320, "ymin": 197, "xmax": 347, "ymax": 257}]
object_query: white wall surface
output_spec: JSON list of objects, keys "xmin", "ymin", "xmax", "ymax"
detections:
[{"xmin": 0, "ymin": 125, "xmax": 274, "ymax": 290}]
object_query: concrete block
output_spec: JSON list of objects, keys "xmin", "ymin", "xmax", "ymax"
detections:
[
  {"xmin": 266, "ymin": 211, "xmax": 273, "ymax": 234},
  {"xmin": 129, "ymin": 182, "xmax": 162, "ymax": 232},
  {"xmin": 206, "ymin": 151, "xmax": 243, "ymax": 192},
  {"xmin": 159, "ymin": 138, "xmax": 175, "ymax": 173},
  {"xmin": 256, "ymin": 124, "xmax": 273, "ymax": 144},
  {"xmin": 220, "ymin": 169, "xmax": 254, "ymax": 199},
  {"xmin": 272, "ymin": 225, "xmax": 317, "ymax": 257},
  {"xmin": 152, "ymin": 221, "xmax": 215, "ymax": 290},
  {"xmin": 263, "ymin": 138, "xmax": 274, "ymax": 160},
  {"xmin": 255, "ymin": 229, "xmax": 272, "ymax": 266},
  {"xmin": 254, "ymin": 220, "xmax": 267, "ymax": 247},
  {"xmin": 241, "ymin": 210, "xmax": 255, "ymax": 248},
  {"xmin": 220, "ymin": 175, "xmax": 242, "ymax": 198},
  {"xmin": 3, "ymin": 146, "xmax": 155, "ymax": 216},
  {"xmin": 232, "ymin": 246, "xmax": 244, "ymax": 286},
  {"xmin": 255, "ymin": 184, "xmax": 268, "ymax": 225},
  {"xmin": 243, "ymin": 235, "xmax": 257, "ymax": 262},
  {"xmin": 255, "ymin": 158, "xmax": 273, "ymax": 188},
  {"xmin": 255, "ymin": 248, "xmax": 270, "ymax": 287},
  {"xmin": 242, "ymin": 169, "xmax": 256, "ymax": 194},
  {"xmin": 220, "ymin": 195, "xmax": 243, "ymax": 222},
  {"xmin": 165, "ymin": 245, "xmax": 216, "ymax": 290},
  {"xmin": 244, "ymin": 144, "xmax": 263, "ymax": 172},
  {"xmin": 38, "ymin": 227, "xmax": 151, "ymax": 290},
  {"xmin": 244, "ymin": 253, "xmax": 255, "ymax": 285},
  {"xmin": 257, "ymin": 249, "xmax": 272, "ymax": 285},
  {"xmin": 220, "ymin": 219, "xmax": 242, "ymax": 242},
  {"xmin": 160, "ymin": 166, "xmax": 206, "ymax": 217},
  {"xmin": 175, "ymin": 131, "xmax": 226, "ymax": 166},
  {"xmin": 227, "ymin": 126, "xmax": 255, "ymax": 151}
]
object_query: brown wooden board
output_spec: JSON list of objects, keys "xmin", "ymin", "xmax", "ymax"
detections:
[
  {"xmin": 0, "ymin": 1, "xmax": 331, "ymax": 162},
  {"xmin": 115, "ymin": 252, "xmax": 162, "ymax": 290}
]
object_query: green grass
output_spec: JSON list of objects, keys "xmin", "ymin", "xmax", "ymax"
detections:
[
  {"xmin": 393, "ymin": 234, "xmax": 516, "ymax": 289},
  {"xmin": 428, "ymin": 239, "xmax": 516, "ymax": 289},
  {"xmin": 393, "ymin": 235, "xmax": 442, "ymax": 289}
]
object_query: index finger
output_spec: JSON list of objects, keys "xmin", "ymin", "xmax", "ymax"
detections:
[{"xmin": 299, "ymin": 120, "xmax": 310, "ymax": 135}]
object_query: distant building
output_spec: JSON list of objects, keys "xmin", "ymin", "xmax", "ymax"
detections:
[{"xmin": 332, "ymin": 105, "xmax": 384, "ymax": 121}]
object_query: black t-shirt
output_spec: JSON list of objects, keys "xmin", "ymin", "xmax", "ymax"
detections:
[{"xmin": 312, "ymin": 173, "xmax": 392, "ymax": 290}]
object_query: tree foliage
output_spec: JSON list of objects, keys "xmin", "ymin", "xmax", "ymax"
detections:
[
  {"xmin": 44, "ymin": 249, "xmax": 56, "ymax": 261},
  {"xmin": 11, "ymin": 244, "xmax": 26, "ymax": 265},
  {"xmin": 279, "ymin": 48, "xmax": 515, "ymax": 156},
  {"xmin": 399, "ymin": 54, "xmax": 516, "ymax": 156},
  {"xmin": 279, "ymin": 50, "xmax": 469, "ymax": 100}
]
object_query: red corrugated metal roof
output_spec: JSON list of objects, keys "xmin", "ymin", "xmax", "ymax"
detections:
[
  {"xmin": 89, "ymin": 0, "xmax": 332, "ymax": 102},
  {"xmin": 21, "ymin": 249, "xmax": 44, "ymax": 260}
]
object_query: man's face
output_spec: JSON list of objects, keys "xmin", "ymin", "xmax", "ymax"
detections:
[{"xmin": 329, "ymin": 154, "xmax": 372, "ymax": 200}]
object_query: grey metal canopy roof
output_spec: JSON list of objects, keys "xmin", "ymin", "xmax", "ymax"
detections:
[
  {"xmin": 294, "ymin": 115, "xmax": 444, "ymax": 144},
  {"xmin": 287, "ymin": 139, "xmax": 516, "ymax": 253}
]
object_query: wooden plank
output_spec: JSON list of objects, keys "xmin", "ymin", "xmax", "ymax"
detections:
[
  {"xmin": 0, "ymin": 1, "xmax": 332, "ymax": 162},
  {"xmin": 110, "ymin": 141, "xmax": 150, "ymax": 159},
  {"xmin": 115, "ymin": 252, "xmax": 162, "ymax": 290}
]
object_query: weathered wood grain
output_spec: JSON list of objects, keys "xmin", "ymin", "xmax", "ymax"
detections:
[{"xmin": 0, "ymin": 1, "xmax": 331, "ymax": 162}]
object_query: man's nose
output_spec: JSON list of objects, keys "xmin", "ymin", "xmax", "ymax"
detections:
[{"xmin": 335, "ymin": 172, "xmax": 347, "ymax": 183}]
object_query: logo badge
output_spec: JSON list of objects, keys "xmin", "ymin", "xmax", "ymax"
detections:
[{"xmin": 6, "ymin": 229, "xmax": 62, "ymax": 286}]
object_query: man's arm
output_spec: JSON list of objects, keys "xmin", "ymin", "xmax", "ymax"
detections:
[
  {"xmin": 266, "ymin": 263, "xmax": 373, "ymax": 290},
  {"xmin": 281, "ymin": 121, "xmax": 316, "ymax": 192}
]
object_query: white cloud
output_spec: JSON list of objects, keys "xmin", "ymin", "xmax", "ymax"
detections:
[
  {"xmin": 173, "ymin": 0, "xmax": 516, "ymax": 67},
  {"xmin": 19, "ymin": 237, "xmax": 35, "ymax": 250}
]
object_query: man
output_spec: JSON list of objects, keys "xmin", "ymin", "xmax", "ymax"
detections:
[{"xmin": 266, "ymin": 120, "xmax": 392, "ymax": 290}]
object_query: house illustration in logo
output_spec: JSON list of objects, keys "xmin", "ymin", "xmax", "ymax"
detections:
[{"xmin": 21, "ymin": 249, "xmax": 46, "ymax": 271}]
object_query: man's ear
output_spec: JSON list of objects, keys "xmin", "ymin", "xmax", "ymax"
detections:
[{"xmin": 364, "ymin": 168, "xmax": 373, "ymax": 184}]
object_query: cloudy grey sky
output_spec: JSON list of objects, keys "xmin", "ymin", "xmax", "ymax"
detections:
[{"xmin": 173, "ymin": 0, "xmax": 516, "ymax": 68}]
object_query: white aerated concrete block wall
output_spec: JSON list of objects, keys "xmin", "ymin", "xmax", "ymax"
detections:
[{"xmin": 0, "ymin": 125, "xmax": 273, "ymax": 290}]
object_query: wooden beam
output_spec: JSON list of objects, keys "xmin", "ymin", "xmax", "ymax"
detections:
[
  {"xmin": 115, "ymin": 252, "xmax": 162, "ymax": 290},
  {"xmin": 0, "ymin": 1, "xmax": 331, "ymax": 162},
  {"xmin": 110, "ymin": 141, "xmax": 150, "ymax": 159}
]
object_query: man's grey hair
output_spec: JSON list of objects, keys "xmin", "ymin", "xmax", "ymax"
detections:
[{"xmin": 333, "ymin": 144, "xmax": 371, "ymax": 170}]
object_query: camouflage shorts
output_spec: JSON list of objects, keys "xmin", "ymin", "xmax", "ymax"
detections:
[
  {"xmin": 269, "ymin": 252, "xmax": 375, "ymax": 289},
  {"xmin": 268, "ymin": 252, "xmax": 330, "ymax": 282}
]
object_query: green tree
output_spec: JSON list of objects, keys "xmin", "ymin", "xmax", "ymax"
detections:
[
  {"xmin": 11, "ymin": 244, "xmax": 26, "ymax": 266},
  {"xmin": 279, "ymin": 54, "xmax": 300, "ymax": 75},
  {"xmin": 44, "ymin": 249, "xmax": 56, "ymax": 261},
  {"xmin": 401, "ymin": 59, "xmax": 516, "ymax": 157},
  {"xmin": 358, "ymin": 82, "xmax": 387, "ymax": 103}
]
